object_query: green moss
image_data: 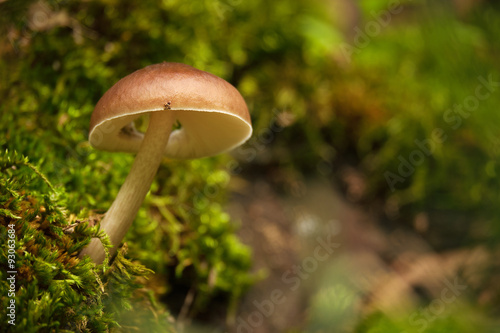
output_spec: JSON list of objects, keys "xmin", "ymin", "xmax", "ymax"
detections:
[{"xmin": 0, "ymin": 150, "xmax": 176, "ymax": 332}]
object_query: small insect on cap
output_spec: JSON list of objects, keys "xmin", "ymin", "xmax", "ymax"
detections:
[{"xmin": 89, "ymin": 62, "xmax": 252, "ymax": 159}]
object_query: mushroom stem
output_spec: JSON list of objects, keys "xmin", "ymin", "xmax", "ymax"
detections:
[{"xmin": 80, "ymin": 111, "xmax": 175, "ymax": 264}]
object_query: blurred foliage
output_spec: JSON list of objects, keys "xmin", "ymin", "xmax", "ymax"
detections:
[
  {"xmin": 1, "ymin": 0, "xmax": 500, "ymax": 331},
  {"xmin": 346, "ymin": 2, "xmax": 500, "ymax": 224},
  {"xmin": 353, "ymin": 305, "xmax": 497, "ymax": 333}
]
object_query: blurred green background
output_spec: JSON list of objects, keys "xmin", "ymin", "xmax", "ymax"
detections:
[{"xmin": 1, "ymin": 0, "xmax": 500, "ymax": 332}]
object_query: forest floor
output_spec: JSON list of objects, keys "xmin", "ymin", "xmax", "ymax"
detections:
[{"xmin": 225, "ymin": 169, "xmax": 491, "ymax": 333}]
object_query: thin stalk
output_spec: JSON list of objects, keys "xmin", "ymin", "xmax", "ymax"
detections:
[{"xmin": 80, "ymin": 111, "xmax": 175, "ymax": 264}]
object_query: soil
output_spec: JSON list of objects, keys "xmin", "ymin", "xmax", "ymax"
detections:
[
  {"xmin": 223, "ymin": 170, "xmax": 492, "ymax": 332},
  {"xmin": 225, "ymin": 173, "xmax": 388, "ymax": 332}
]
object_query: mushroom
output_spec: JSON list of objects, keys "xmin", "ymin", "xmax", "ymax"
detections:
[{"xmin": 79, "ymin": 62, "xmax": 252, "ymax": 264}]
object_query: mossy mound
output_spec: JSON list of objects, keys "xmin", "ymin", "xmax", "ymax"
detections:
[{"xmin": 0, "ymin": 150, "xmax": 176, "ymax": 332}]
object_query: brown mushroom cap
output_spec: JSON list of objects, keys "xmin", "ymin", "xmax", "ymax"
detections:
[{"xmin": 89, "ymin": 62, "xmax": 252, "ymax": 159}]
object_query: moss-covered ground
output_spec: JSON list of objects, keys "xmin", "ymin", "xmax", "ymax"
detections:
[{"xmin": 1, "ymin": 0, "xmax": 500, "ymax": 332}]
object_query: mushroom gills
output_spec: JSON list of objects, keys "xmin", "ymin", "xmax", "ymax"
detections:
[{"xmin": 121, "ymin": 115, "xmax": 182, "ymax": 138}]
